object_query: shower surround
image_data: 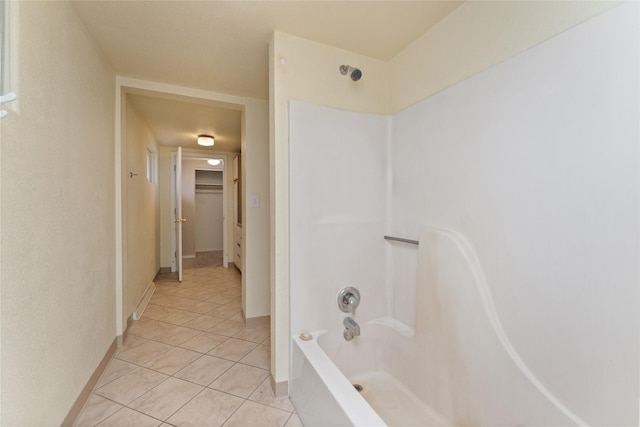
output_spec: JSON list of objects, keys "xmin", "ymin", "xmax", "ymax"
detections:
[{"xmin": 288, "ymin": 3, "xmax": 638, "ymax": 426}]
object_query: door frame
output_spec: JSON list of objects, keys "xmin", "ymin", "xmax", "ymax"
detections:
[
  {"xmin": 171, "ymin": 152, "xmax": 228, "ymax": 272},
  {"xmin": 115, "ymin": 76, "xmax": 245, "ymax": 338}
]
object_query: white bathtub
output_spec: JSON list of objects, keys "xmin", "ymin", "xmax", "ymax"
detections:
[{"xmin": 291, "ymin": 318, "xmax": 450, "ymax": 427}]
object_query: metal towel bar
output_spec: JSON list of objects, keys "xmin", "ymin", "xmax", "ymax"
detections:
[{"xmin": 384, "ymin": 235, "xmax": 419, "ymax": 245}]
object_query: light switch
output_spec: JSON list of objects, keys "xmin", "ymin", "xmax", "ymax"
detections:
[{"xmin": 250, "ymin": 194, "xmax": 260, "ymax": 208}]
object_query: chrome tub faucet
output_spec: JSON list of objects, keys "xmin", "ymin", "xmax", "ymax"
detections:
[{"xmin": 343, "ymin": 317, "xmax": 360, "ymax": 341}]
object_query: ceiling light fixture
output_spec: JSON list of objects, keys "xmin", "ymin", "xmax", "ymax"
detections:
[
  {"xmin": 197, "ymin": 134, "xmax": 214, "ymax": 146},
  {"xmin": 207, "ymin": 159, "xmax": 222, "ymax": 166}
]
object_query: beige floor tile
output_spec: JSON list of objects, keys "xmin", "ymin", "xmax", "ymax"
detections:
[
  {"xmin": 95, "ymin": 367, "xmax": 168, "ymax": 405},
  {"xmin": 76, "ymin": 265, "xmax": 276, "ymax": 427},
  {"xmin": 206, "ymin": 294, "xmax": 234, "ymax": 305},
  {"xmin": 115, "ymin": 340, "xmax": 173, "ymax": 365},
  {"xmin": 189, "ymin": 300, "xmax": 220, "ymax": 314},
  {"xmin": 152, "ymin": 324, "xmax": 201, "ymax": 346},
  {"xmin": 206, "ymin": 320, "xmax": 244, "ymax": 337},
  {"xmin": 234, "ymin": 325, "xmax": 270, "ymax": 343},
  {"xmin": 228, "ymin": 313, "xmax": 244, "ymax": 323},
  {"xmin": 178, "ymin": 332, "xmax": 227, "ymax": 353},
  {"xmin": 181, "ymin": 314, "xmax": 224, "ymax": 331},
  {"xmin": 174, "ymin": 355, "xmax": 234, "ymax": 386},
  {"xmin": 116, "ymin": 340, "xmax": 171, "ymax": 365},
  {"xmin": 96, "ymin": 358, "xmax": 138, "ymax": 388},
  {"xmin": 209, "ymin": 364, "xmax": 270, "ymax": 398},
  {"xmin": 128, "ymin": 319, "xmax": 172, "ymax": 340},
  {"xmin": 206, "ymin": 305, "xmax": 241, "ymax": 319},
  {"xmin": 160, "ymin": 309, "xmax": 202, "ymax": 326},
  {"xmin": 226, "ymin": 296, "xmax": 242, "ymax": 308},
  {"xmin": 222, "ymin": 288, "xmax": 242, "ymax": 297},
  {"xmin": 149, "ymin": 295, "xmax": 175, "ymax": 307},
  {"xmin": 129, "ymin": 377, "xmax": 203, "ymax": 421},
  {"xmin": 142, "ymin": 304, "xmax": 175, "ymax": 321},
  {"xmin": 74, "ymin": 394, "xmax": 123, "ymax": 427},
  {"xmin": 143, "ymin": 347, "xmax": 202, "ymax": 375},
  {"xmin": 223, "ymin": 400, "xmax": 290, "ymax": 427},
  {"xmin": 95, "ymin": 407, "xmax": 162, "ymax": 427},
  {"xmin": 162, "ymin": 296, "xmax": 198, "ymax": 311},
  {"xmin": 239, "ymin": 345, "xmax": 271, "ymax": 370},
  {"xmin": 208, "ymin": 338, "xmax": 257, "ymax": 361},
  {"xmin": 166, "ymin": 388, "xmax": 243, "ymax": 427},
  {"xmin": 248, "ymin": 378, "xmax": 295, "ymax": 412},
  {"xmin": 173, "ymin": 289, "xmax": 200, "ymax": 298},
  {"xmin": 284, "ymin": 413, "xmax": 304, "ymax": 427},
  {"xmin": 153, "ymin": 286, "xmax": 180, "ymax": 295},
  {"xmin": 187, "ymin": 290, "xmax": 215, "ymax": 300},
  {"xmin": 117, "ymin": 334, "xmax": 148, "ymax": 353}
]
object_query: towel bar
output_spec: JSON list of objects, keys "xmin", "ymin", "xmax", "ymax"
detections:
[{"xmin": 383, "ymin": 235, "xmax": 419, "ymax": 245}]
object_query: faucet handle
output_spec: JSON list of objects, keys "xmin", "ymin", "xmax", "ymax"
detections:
[{"xmin": 337, "ymin": 287, "xmax": 360, "ymax": 313}]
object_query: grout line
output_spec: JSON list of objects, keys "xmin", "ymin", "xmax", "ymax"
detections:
[{"xmin": 86, "ymin": 265, "xmax": 291, "ymax": 426}]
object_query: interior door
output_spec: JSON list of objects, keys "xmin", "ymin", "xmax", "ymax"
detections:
[{"xmin": 175, "ymin": 146, "xmax": 184, "ymax": 281}]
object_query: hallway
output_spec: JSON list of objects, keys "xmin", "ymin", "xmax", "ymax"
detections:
[{"xmin": 74, "ymin": 266, "xmax": 300, "ymax": 427}]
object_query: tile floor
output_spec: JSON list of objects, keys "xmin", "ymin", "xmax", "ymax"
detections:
[
  {"xmin": 182, "ymin": 251, "xmax": 224, "ymax": 270},
  {"xmin": 74, "ymin": 265, "xmax": 302, "ymax": 427}
]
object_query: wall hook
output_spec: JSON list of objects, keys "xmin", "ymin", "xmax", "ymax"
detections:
[{"xmin": 129, "ymin": 172, "xmax": 138, "ymax": 178}]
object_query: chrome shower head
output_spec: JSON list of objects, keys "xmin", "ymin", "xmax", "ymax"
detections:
[{"xmin": 339, "ymin": 65, "xmax": 362, "ymax": 81}]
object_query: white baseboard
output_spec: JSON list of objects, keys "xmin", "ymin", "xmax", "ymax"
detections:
[
  {"xmin": 270, "ymin": 374, "xmax": 289, "ymax": 398},
  {"xmin": 242, "ymin": 311, "xmax": 270, "ymax": 328},
  {"xmin": 132, "ymin": 281, "xmax": 156, "ymax": 321}
]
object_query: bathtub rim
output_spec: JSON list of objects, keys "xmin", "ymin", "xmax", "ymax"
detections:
[{"xmin": 291, "ymin": 331, "xmax": 387, "ymax": 427}]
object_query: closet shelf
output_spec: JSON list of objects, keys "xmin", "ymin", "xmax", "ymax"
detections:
[{"xmin": 195, "ymin": 183, "xmax": 223, "ymax": 190}]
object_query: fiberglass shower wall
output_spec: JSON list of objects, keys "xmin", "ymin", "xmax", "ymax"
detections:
[
  {"xmin": 289, "ymin": 101, "xmax": 389, "ymax": 336},
  {"xmin": 289, "ymin": 3, "xmax": 639, "ymax": 425},
  {"xmin": 389, "ymin": 3, "xmax": 639, "ymax": 425}
]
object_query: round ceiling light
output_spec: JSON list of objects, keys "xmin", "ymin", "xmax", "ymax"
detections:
[
  {"xmin": 197, "ymin": 134, "xmax": 214, "ymax": 146},
  {"xmin": 207, "ymin": 159, "xmax": 222, "ymax": 166}
]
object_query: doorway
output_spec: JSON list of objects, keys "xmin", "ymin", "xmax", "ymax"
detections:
[
  {"xmin": 190, "ymin": 169, "xmax": 224, "ymax": 268},
  {"xmin": 171, "ymin": 153, "xmax": 228, "ymax": 276},
  {"xmin": 114, "ymin": 79, "xmax": 268, "ymax": 353}
]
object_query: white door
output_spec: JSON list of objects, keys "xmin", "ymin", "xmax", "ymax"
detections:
[{"xmin": 175, "ymin": 146, "xmax": 184, "ymax": 281}]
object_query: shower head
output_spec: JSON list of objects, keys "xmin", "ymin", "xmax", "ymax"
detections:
[{"xmin": 339, "ymin": 65, "xmax": 362, "ymax": 81}]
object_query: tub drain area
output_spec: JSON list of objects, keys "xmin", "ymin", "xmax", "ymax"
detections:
[{"xmin": 353, "ymin": 384, "xmax": 363, "ymax": 393}]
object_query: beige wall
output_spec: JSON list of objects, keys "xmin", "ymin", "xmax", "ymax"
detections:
[
  {"xmin": 270, "ymin": 2, "xmax": 621, "ymax": 388},
  {"xmin": 0, "ymin": 1, "xmax": 115, "ymax": 424},
  {"xmin": 124, "ymin": 102, "xmax": 159, "ymax": 318},
  {"xmin": 270, "ymin": 32, "xmax": 389, "ymax": 386},
  {"xmin": 242, "ymin": 99, "xmax": 270, "ymax": 320},
  {"xmin": 389, "ymin": 0, "xmax": 620, "ymax": 113}
]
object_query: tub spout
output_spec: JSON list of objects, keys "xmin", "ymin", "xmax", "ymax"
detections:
[{"xmin": 343, "ymin": 317, "xmax": 360, "ymax": 341}]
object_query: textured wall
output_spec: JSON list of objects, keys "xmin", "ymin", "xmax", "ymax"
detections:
[
  {"xmin": 389, "ymin": 1, "xmax": 619, "ymax": 113},
  {"xmin": 242, "ymin": 99, "xmax": 270, "ymax": 320},
  {"xmin": 125, "ymin": 102, "xmax": 159, "ymax": 318},
  {"xmin": 0, "ymin": 1, "xmax": 116, "ymax": 424}
]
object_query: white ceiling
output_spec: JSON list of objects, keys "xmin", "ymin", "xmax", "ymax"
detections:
[
  {"xmin": 127, "ymin": 93, "xmax": 242, "ymax": 152},
  {"xmin": 71, "ymin": 1, "xmax": 462, "ymax": 151}
]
